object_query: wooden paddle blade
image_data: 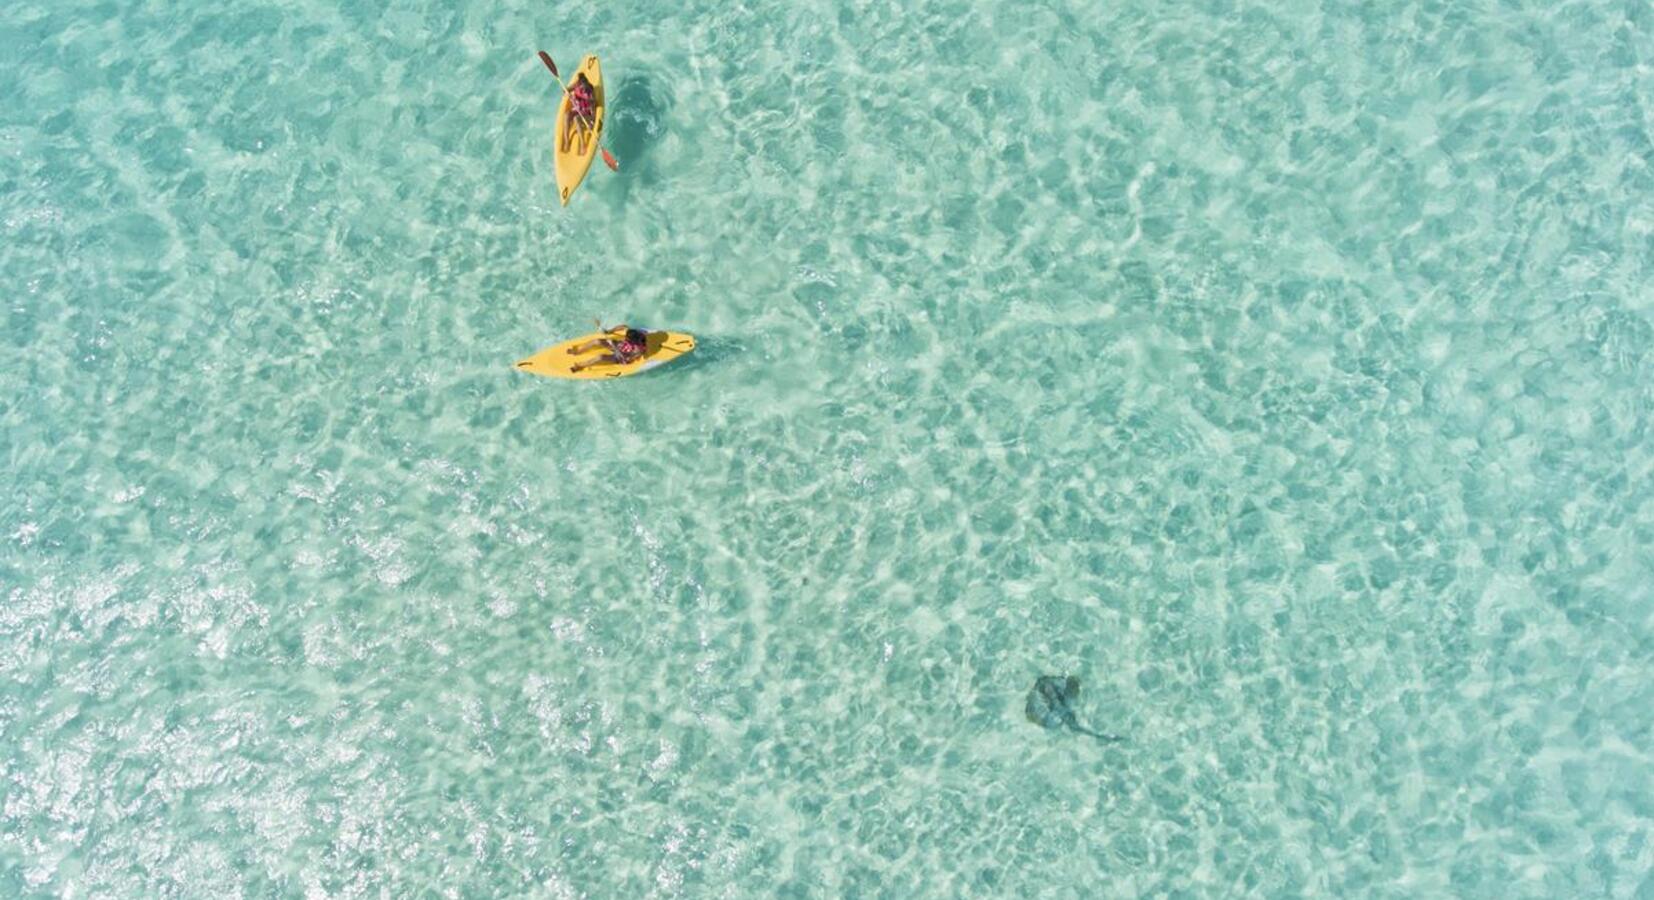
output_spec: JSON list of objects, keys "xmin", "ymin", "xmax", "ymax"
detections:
[
  {"xmin": 601, "ymin": 148, "xmax": 619, "ymax": 171},
  {"xmin": 537, "ymin": 50, "xmax": 559, "ymax": 78}
]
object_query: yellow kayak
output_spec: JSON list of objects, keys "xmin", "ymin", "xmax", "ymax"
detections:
[
  {"xmin": 555, "ymin": 55, "xmax": 604, "ymax": 206},
  {"xmin": 515, "ymin": 328, "xmax": 696, "ymax": 380}
]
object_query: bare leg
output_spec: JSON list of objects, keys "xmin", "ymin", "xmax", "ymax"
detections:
[
  {"xmin": 567, "ymin": 338, "xmax": 610, "ymax": 355},
  {"xmin": 571, "ymin": 352, "xmax": 622, "ymax": 373}
]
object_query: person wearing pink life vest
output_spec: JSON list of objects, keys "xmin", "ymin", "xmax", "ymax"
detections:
[
  {"xmin": 568, "ymin": 326, "xmax": 650, "ymax": 373},
  {"xmin": 563, "ymin": 72, "xmax": 597, "ymax": 151}
]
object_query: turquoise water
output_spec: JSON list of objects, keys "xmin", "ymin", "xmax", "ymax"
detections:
[{"xmin": 3, "ymin": 0, "xmax": 1653, "ymax": 894}]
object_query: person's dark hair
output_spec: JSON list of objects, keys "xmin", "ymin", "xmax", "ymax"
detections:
[{"xmin": 624, "ymin": 328, "xmax": 647, "ymax": 347}]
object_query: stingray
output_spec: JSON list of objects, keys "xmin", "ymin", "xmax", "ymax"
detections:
[{"xmin": 1025, "ymin": 675, "xmax": 1124, "ymax": 743}]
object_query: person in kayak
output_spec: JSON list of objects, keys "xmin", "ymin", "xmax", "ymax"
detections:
[
  {"xmin": 569, "ymin": 326, "xmax": 650, "ymax": 373},
  {"xmin": 563, "ymin": 73, "xmax": 597, "ymax": 151}
]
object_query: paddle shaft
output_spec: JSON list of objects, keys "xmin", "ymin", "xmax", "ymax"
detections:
[{"xmin": 594, "ymin": 318, "xmax": 623, "ymax": 353}]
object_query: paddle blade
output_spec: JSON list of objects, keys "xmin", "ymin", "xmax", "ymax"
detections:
[
  {"xmin": 601, "ymin": 148, "xmax": 619, "ymax": 172},
  {"xmin": 537, "ymin": 50, "xmax": 559, "ymax": 78}
]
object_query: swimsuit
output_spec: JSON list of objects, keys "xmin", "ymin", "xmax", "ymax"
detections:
[{"xmin": 571, "ymin": 87, "xmax": 595, "ymax": 121}]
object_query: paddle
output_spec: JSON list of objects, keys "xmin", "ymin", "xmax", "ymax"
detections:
[
  {"xmin": 538, "ymin": 51, "xmax": 620, "ymax": 172},
  {"xmin": 568, "ymin": 318, "xmax": 626, "ymax": 373},
  {"xmin": 567, "ymin": 318, "xmax": 607, "ymax": 373},
  {"xmin": 595, "ymin": 317, "xmax": 624, "ymax": 352},
  {"xmin": 597, "ymin": 318, "xmax": 649, "ymax": 359}
]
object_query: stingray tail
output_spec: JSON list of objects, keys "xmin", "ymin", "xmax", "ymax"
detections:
[{"xmin": 1074, "ymin": 724, "xmax": 1126, "ymax": 743}]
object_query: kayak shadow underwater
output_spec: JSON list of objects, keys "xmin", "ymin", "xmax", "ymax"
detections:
[{"xmin": 605, "ymin": 75, "xmax": 669, "ymax": 199}]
